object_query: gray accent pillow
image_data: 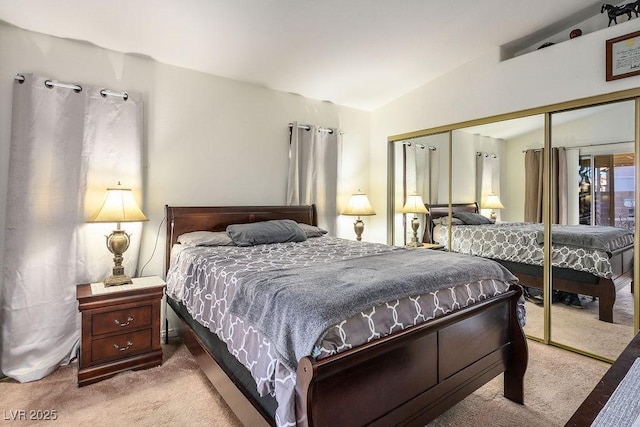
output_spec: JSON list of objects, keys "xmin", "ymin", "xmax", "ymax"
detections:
[
  {"xmin": 453, "ymin": 212, "xmax": 494, "ymax": 225},
  {"xmin": 227, "ymin": 219, "xmax": 308, "ymax": 246},
  {"xmin": 177, "ymin": 231, "xmax": 234, "ymax": 246},
  {"xmin": 297, "ymin": 223, "xmax": 328, "ymax": 238}
]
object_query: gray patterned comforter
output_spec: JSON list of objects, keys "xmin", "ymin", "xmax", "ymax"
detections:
[
  {"xmin": 434, "ymin": 222, "xmax": 634, "ymax": 278},
  {"xmin": 166, "ymin": 236, "xmax": 521, "ymax": 427}
]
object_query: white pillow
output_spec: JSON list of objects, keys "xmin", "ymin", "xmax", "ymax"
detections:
[{"xmin": 177, "ymin": 231, "xmax": 234, "ymax": 246}]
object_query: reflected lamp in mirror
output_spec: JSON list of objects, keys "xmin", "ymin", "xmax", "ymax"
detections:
[
  {"xmin": 342, "ymin": 191, "xmax": 376, "ymax": 241},
  {"xmin": 87, "ymin": 182, "xmax": 148, "ymax": 286},
  {"xmin": 483, "ymin": 194, "xmax": 504, "ymax": 220},
  {"xmin": 402, "ymin": 194, "xmax": 429, "ymax": 247}
]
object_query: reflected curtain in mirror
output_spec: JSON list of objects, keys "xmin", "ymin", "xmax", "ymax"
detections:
[
  {"xmin": 565, "ymin": 148, "xmax": 580, "ymax": 225},
  {"xmin": 524, "ymin": 147, "xmax": 568, "ymax": 224},
  {"xmin": 404, "ymin": 142, "xmax": 439, "ymax": 205},
  {"xmin": 476, "ymin": 152, "xmax": 500, "ymax": 219},
  {"xmin": 403, "ymin": 142, "xmax": 438, "ymax": 244}
]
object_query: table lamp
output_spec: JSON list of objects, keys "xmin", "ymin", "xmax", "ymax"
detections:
[
  {"xmin": 342, "ymin": 191, "xmax": 376, "ymax": 241},
  {"xmin": 402, "ymin": 194, "xmax": 429, "ymax": 247},
  {"xmin": 483, "ymin": 194, "xmax": 504, "ymax": 220},
  {"xmin": 87, "ymin": 182, "xmax": 148, "ymax": 286}
]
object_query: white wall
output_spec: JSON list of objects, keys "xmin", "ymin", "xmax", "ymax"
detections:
[
  {"xmin": 370, "ymin": 19, "xmax": 640, "ymax": 243},
  {"xmin": 0, "ymin": 22, "xmax": 371, "ymax": 285}
]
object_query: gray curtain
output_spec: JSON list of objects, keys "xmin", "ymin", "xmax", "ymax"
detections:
[
  {"xmin": 524, "ymin": 147, "xmax": 567, "ymax": 224},
  {"xmin": 286, "ymin": 122, "xmax": 339, "ymax": 235},
  {"xmin": 2, "ymin": 74, "xmax": 143, "ymax": 382}
]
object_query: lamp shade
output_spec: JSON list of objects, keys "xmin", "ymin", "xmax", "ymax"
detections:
[
  {"xmin": 483, "ymin": 194, "xmax": 505, "ymax": 210},
  {"xmin": 88, "ymin": 184, "xmax": 148, "ymax": 223},
  {"xmin": 401, "ymin": 194, "xmax": 428, "ymax": 214},
  {"xmin": 343, "ymin": 192, "xmax": 376, "ymax": 216}
]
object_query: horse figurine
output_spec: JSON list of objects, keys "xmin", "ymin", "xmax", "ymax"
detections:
[{"xmin": 601, "ymin": 3, "xmax": 636, "ymax": 26}]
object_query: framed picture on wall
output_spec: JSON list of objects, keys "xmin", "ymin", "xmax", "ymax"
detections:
[{"xmin": 606, "ymin": 31, "xmax": 640, "ymax": 81}]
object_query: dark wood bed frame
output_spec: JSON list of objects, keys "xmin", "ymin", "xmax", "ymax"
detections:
[
  {"xmin": 164, "ymin": 204, "xmax": 528, "ymax": 426},
  {"xmin": 425, "ymin": 203, "xmax": 634, "ymax": 323}
]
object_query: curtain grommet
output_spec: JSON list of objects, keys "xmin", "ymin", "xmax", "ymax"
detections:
[{"xmin": 100, "ymin": 89, "xmax": 129, "ymax": 101}]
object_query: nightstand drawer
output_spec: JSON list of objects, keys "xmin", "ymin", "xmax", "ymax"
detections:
[
  {"xmin": 92, "ymin": 305, "xmax": 152, "ymax": 336},
  {"xmin": 91, "ymin": 329, "xmax": 152, "ymax": 364}
]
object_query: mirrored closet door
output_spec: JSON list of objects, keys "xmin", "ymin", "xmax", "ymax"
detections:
[
  {"xmin": 549, "ymin": 100, "xmax": 636, "ymax": 359},
  {"xmin": 451, "ymin": 115, "xmax": 545, "ymax": 341},
  {"xmin": 387, "ymin": 89, "xmax": 640, "ymax": 362}
]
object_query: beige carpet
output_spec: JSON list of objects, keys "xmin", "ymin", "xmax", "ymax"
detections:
[
  {"xmin": 0, "ymin": 341, "xmax": 241, "ymax": 427},
  {"xmin": 0, "ymin": 338, "xmax": 610, "ymax": 427},
  {"xmin": 429, "ymin": 340, "xmax": 609, "ymax": 426},
  {"xmin": 524, "ymin": 287, "xmax": 635, "ymax": 360}
]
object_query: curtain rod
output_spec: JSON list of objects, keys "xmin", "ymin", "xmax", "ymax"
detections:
[
  {"xmin": 288, "ymin": 123, "xmax": 344, "ymax": 135},
  {"xmin": 522, "ymin": 141, "xmax": 635, "ymax": 153},
  {"xmin": 402, "ymin": 141, "xmax": 436, "ymax": 151},
  {"xmin": 476, "ymin": 151, "xmax": 497, "ymax": 158},
  {"xmin": 14, "ymin": 74, "xmax": 129, "ymax": 100}
]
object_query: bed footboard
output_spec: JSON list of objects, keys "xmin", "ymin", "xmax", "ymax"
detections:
[{"xmin": 295, "ymin": 285, "xmax": 527, "ymax": 426}]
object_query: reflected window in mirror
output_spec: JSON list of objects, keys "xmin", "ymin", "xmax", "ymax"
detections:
[{"xmin": 579, "ymin": 153, "xmax": 634, "ymax": 230}]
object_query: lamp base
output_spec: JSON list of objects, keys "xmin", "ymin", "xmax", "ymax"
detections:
[
  {"xmin": 354, "ymin": 218, "xmax": 364, "ymax": 241},
  {"xmin": 104, "ymin": 227, "xmax": 133, "ymax": 287},
  {"xmin": 104, "ymin": 273, "xmax": 133, "ymax": 287},
  {"xmin": 409, "ymin": 215, "xmax": 421, "ymax": 246}
]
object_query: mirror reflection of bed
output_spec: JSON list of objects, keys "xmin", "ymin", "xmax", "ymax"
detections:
[
  {"xmin": 391, "ymin": 102, "xmax": 636, "ymax": 361},
  {"xmin": 425, "ymin": 201, "xmax": 634, "ymax": 360}
]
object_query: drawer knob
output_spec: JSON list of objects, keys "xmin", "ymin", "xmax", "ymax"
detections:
[
  {"xmin": 113, "ymin": 341, "xmax": 133, "ymax": 352},
  {"xmin": 114, "ymin": 316, "xmax": 134, "ymax": 327}
]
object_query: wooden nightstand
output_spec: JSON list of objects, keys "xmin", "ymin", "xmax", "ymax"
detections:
[{"xmin": 76, "ymin": 276, "xmax": 165, "ymax": 386}]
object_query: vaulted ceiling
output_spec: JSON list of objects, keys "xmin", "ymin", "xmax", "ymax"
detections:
[{"xmin": 0, "ymin": 0, "xmax": 608, "ymax": 110}]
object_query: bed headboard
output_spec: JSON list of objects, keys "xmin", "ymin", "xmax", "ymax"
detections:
[
  {"xmin": 423, "ymin": 202, "xmax": 478, "ymax": 243},
  {"xmin": 164, "ymin": 204, "xmax": 318, "ymax": 273}
]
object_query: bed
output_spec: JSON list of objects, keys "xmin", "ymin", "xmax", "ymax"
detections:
[
  {"xmin": 424, "ymin": 202, "xmax": 634, "ymax": 323},
  {"xmin": 164, "ymin": 204, "xmax": 528, "ymax": 427}
]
